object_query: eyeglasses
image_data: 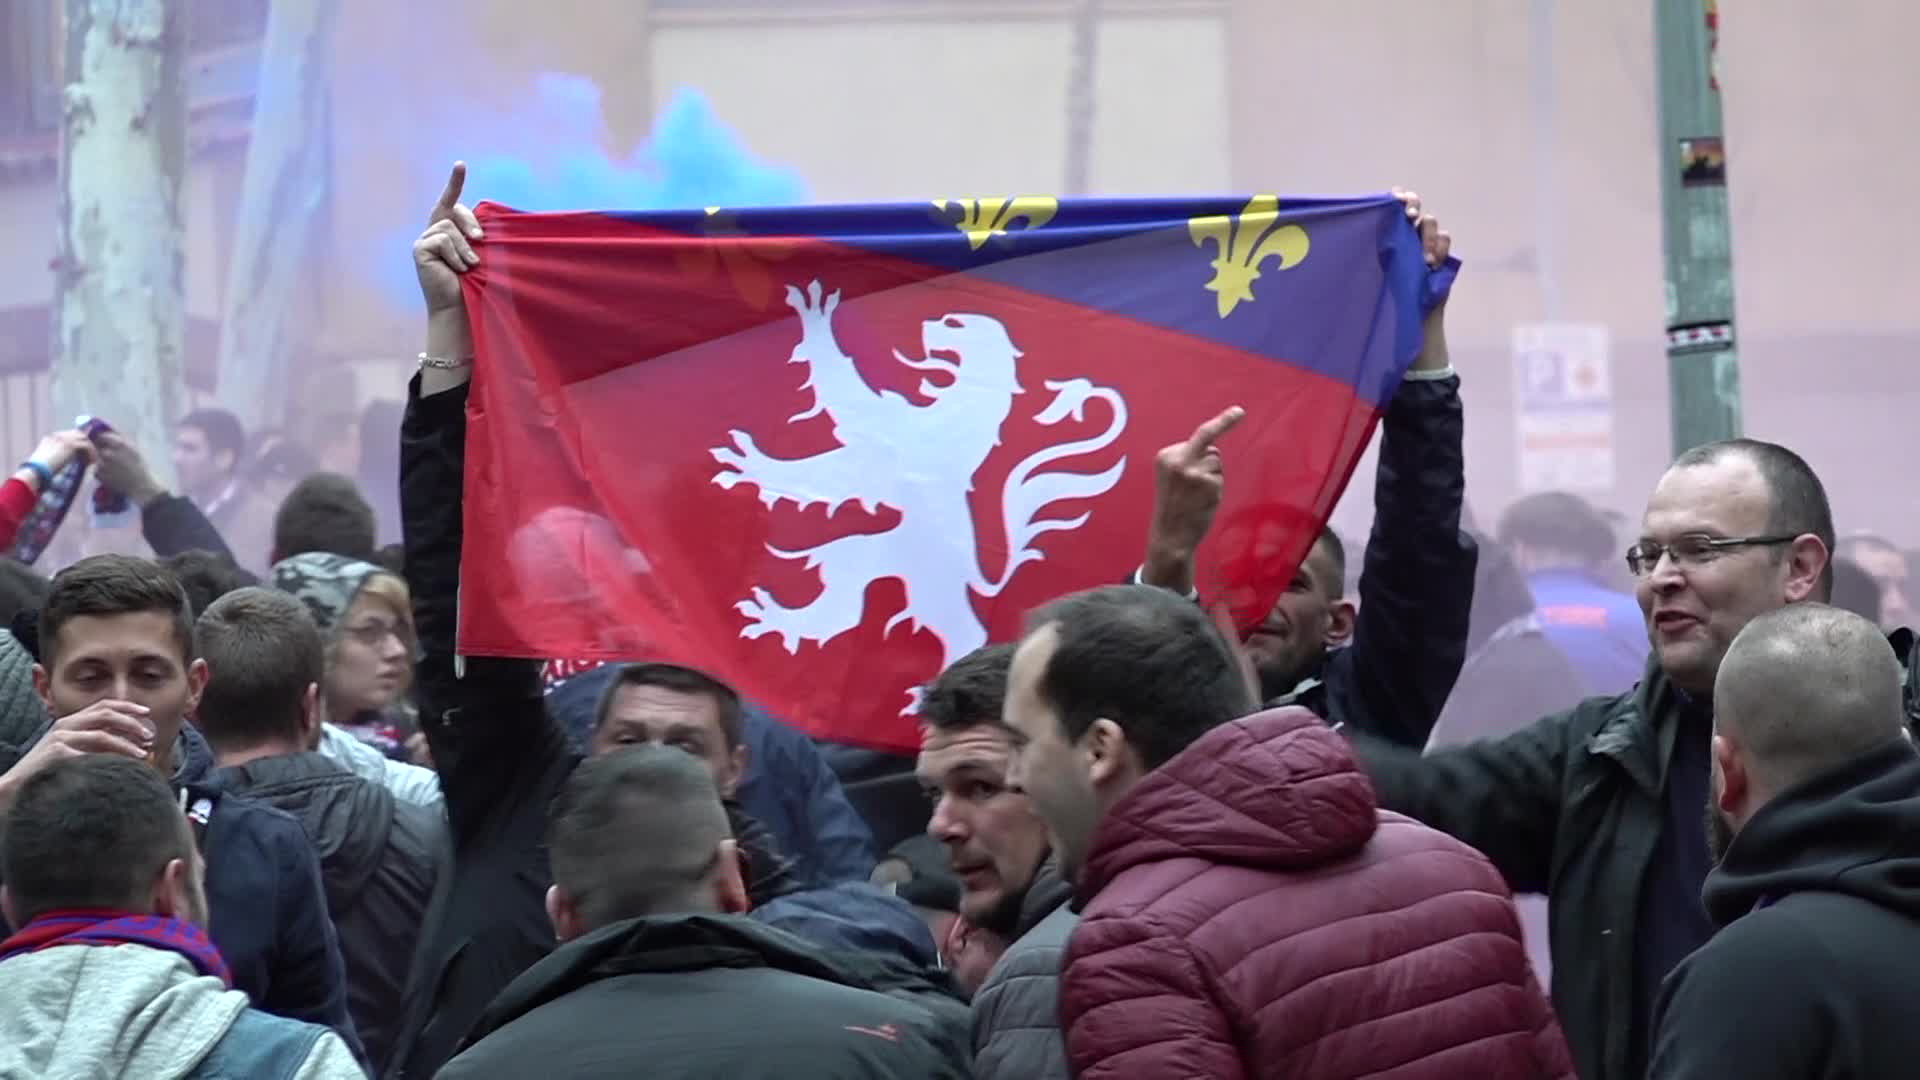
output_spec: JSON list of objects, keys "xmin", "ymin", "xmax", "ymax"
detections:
[
  {"xmin": 1624, "ymin": 534, "xmax": 1798, "ymax": 577},
  {"xmin": 341, "ymin": 620, "xmax": 407, "ymax": 647}
]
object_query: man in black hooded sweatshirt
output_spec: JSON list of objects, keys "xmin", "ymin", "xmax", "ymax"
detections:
[{"xmin": 1649, "ymin": 602, "xmax": 1920, "ymax": 1078}]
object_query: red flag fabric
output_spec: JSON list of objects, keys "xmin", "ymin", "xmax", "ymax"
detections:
[{"xmin": 457, "ymin": 195, "xmax": 1455, "ymax": 752}]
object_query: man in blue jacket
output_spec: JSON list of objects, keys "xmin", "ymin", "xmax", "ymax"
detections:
[
  {"xmin": 1497, "ymin": 490, "xmax": 1648, "ymax": 696},
  {"xmin": 546, "ymin": 661, "xmax": 875, "ymax": 888}
]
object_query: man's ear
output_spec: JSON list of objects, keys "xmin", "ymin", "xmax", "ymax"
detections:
[
  {"xmin": 185, "ymin": 658, "xmax": 210, "ymax": 717},
  {"xmin": 720, "ymin": 743, "xmax": 749, "ymax": 799},
  {"xmin": 1784, "ymin": 535, "xmax": 1829, "ymax": 603},
  {"xmin": 152, "ymin": 857, "xmax": 193, "ymax": 920},
  {"xmin": 32, "ymin": 663, "xmax": 52, "ymax": 712},
  {"xmin": 546, "ymin": 884, "xmax": 585, "ymax": 944},
  {"xmin": 1084, "ymin": 718, "xmax": 1140, "ymax": 790},
  {"xmin": 713, "ymin": 838, "xmax": 751, "ymax": 914},
  {"xmin": 1324, "ymin": 599, "xmax": 1358, "ymax": 648},
  {"xmin": 1712, "ymin": 733, "xmax": 1747, "ymax": 815},
  {"xmin": 298, "ymin": 682, "xmax": 323, "ymax": 749}
]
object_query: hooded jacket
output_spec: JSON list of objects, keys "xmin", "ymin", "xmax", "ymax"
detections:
[
  {"xmin": 1649, "ymin": 740, "xmax": 1920, "ymax": 1079},
  {"xmin": 436, "ymin": 914, "xmax": 971, "ymax": 1079},
  {"xmin": 1355, "ymin": 626, "xmax": 1920, "ymax": 1080},
  {"xmin": 211, "ymin": 751, "xmax": 443, "ymax": 1074},
  {"xmin": 0, "ymin": 940, "xmax": 363, "ymax": 1079},
  {"xmin": 971, "ymin": 857, "xmax": 1077, "ymax": 1080},
  {"xmin": 1064, "ymin": 707, "xmax": 1573, "ymax": 1080}
]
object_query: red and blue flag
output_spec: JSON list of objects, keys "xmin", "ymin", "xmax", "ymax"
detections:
[{"xmin": 458, "ymin": 194, "xmax": 1457, "ymax": 751}]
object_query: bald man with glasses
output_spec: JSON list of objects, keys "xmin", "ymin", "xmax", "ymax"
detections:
[{"xmin": 1345, "ymin": 437, "xmax": 1920, "ymax": 1080}]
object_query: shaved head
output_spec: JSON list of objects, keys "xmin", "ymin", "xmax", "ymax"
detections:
[
  {"xmin": 548, "ymin": 744, "xmax": 736, "ymax": 932},
  {"xmin": 1714, "ymin": 603, "xmax": 1904, "ymax": 796}
]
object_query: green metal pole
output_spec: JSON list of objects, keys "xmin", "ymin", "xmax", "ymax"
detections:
[{"xmin": 1653, "ymin": 0, "xmax": 1742, "ymax": 453}]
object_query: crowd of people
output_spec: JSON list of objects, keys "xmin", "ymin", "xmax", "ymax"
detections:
[{"xmin": 0, "ymin": 167, "xmax": 1912, "ymax": 1080}]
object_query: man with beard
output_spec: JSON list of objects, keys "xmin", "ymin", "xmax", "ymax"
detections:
[
  {"xmin": 1650, "ymin": 604, "xmax": 1920, "ymax": 1078},
  {"xmin": 1137, "ymin": 192, "xmax": 1474, "ymax": 748},
  {"xmin": 916, "ymin": 643, "xmax": 1073, "ymax": 1080}
]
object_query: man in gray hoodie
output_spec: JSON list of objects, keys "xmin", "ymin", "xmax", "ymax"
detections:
[{"xmin": 0, "ymin": 755, "xmax": 363, "ymax": 1078}]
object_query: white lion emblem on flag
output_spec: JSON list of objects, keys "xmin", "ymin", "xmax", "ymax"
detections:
[{"xmin": 711, "ymin": 280, "xmax": 1129, "ymax": 703}]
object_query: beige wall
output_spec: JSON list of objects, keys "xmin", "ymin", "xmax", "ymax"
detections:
[
  {"xmin": 649, "ymin": 9, "xmax": 1229, "ymax": 200},
  {"xmin": 1223, "ymin": 0, "xmax": 1919, "ymax": 541}
]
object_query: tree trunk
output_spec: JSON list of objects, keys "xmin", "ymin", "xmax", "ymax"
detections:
[
  {"xmin": 215, "ymin": 0, "xmax": 336, "ymax": 433},
  {"xmin": 1062, "ymin": 0, "xmax": 1101, "ymax": 196},
  {"xmin": 51, "ymin": 0, "xmax": 187, "ymax": 486}
]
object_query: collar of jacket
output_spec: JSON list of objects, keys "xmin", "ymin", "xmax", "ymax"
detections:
[
  {"xmin": 459, "ymin": 913, "xmax": 911, "ymax": 1051},
  {"xmin": 1584, "ymin": 655, "xmax": 1695, "ymax": 796},
  {"xmin": 1012, "ymin": 856, "xmax": 1073, "ymax": 939}
]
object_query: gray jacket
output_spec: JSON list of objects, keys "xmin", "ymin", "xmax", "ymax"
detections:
[
  {"xmin": 971, "ymin": 860, "xmax": 1077, "ymax": 1080},
  {"xmin": 0, "ymin": 940, "xmax": 363, "ymax": 1079}
]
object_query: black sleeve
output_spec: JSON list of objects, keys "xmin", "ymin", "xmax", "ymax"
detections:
[
  {"xmin": 1325, "ymin": 374, "xmax": 1476, "ymax": 747},
  {"xmin": 140, "ymin": 494, "xmax": 236, "ymax": 562},
  {"xmin": 1647, "ymin": 922, "xmax": 1825, "ymax": 1080},
  {"xmin": 1347, "ymin": 704, "xmax": 1574, "ymax": 894},
  {"xmin": 400, "ymin": 376, "xmax": 574, "ymax": 848}
]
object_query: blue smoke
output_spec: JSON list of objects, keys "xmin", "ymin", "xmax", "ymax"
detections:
[
  {"xmin": 469, "ymin": 76, "xmax": 807, "ymax": 212},
  {"xmin": 377, "ymin": 76, "xmax": 806, "ymax": 310}
]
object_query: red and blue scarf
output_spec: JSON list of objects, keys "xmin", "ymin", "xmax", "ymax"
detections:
[{"xmin": 0, "ymin": 910, "xmax": 231, "ymax": 985}]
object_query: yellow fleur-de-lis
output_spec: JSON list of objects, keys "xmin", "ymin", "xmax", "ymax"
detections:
[
  {"xmin": 1188, "ymin": 195, "xmax": 1311, "ymax": 318},
  {"xmin": 674, "ymin": 208, "xmax": 791, "ymax": 310},
  {"xmin": 933, "ymin": 197, "xmax": 1058, "ymax": 250}
]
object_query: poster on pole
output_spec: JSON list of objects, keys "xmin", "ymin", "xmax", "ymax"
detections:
[{"xmin": 1513, "ymin": 322, "xmax": 1615, "ymax": 494}]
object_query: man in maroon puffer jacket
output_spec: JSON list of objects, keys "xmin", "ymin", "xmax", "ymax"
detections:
[{"xmin": 1004, "ymin": 584, "xmax": 1573, "ymax": 1079}]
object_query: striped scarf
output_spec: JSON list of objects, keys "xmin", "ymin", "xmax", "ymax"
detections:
[{"xmin": 0, "ymin": 910, "xmax": 231, "ymax": 985}]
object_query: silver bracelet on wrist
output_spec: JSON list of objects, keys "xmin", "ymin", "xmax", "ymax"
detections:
[{"xmin": 418, "ymin": 352, "xmax": 474, "ymax": 370}]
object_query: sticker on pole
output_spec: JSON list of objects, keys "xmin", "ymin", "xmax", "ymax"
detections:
[{"xmin": 1679, "ymin": 137, "xmax": 1726, "ymax": 187}]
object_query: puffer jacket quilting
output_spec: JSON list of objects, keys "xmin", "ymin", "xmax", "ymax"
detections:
[{"xmin": 1062, "ymin": 707, "xmax": 1573, "ymax": 1079}]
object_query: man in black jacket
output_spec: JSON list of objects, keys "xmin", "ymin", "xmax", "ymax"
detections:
[
  {"xmin": 438, "ymin": 745, "xmax": 967, "ymax": 1078},
  {"xmin": 196, "ymin": 585, "xmax": 442, "ymax": 1074},
  {"xmin": 389, "ymin": 165, "xmax": 896, "ymax": 1078},
  {"xmin": 1345, "ymin": 439, "xmax": 1920, "ymax": 1080},
  {"xmin": 1135, "ymin": 193, "xmax": 1474, "ymax": 749},
  {"xmin": 1650, "ymin": 603, "xmax": 1920, "ymax": 1078}
]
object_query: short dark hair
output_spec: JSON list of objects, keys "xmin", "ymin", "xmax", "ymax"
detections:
[
  {"xmin": 272, "ymin": 473, "xmax": 377, "ymax": 562},
  {"xmin": 1312, "ymin": 527, "xmax": 1347, "ymax": 600},
  {"xmin": 593, "ymin": 663, "xmax": 744, "ymax": 750},
  {"xmin": 1, "ymin": 755, "xmax": 192, "ymax": 925},
  {"xmin": 1497, "ymin": 491, "xmax": 1617, "ymax": 566},
  {"xmin": 0, "ymin": 559, "xmax": 49, "ymax": 627},
  {"xmin": 1671, "ymin": 439, "xmax": 1836, "ymax": 598},
  {"xmin": 920, "ymin": 643, "xmax": 1015, "ymax": 732},
  {"xmin": 161, "ymin": 550, "xmax": 260, "ymax": 620},
  {"xmin": 1026, "ymin": 584, "xmax": 1256, "ymax": 771},
  {"xmin": 194, "ymin": 588, "xmax": 324, "ymax": 753},
  {"xmin": 178, "ymin": 408, "xmax": 246, "ymax": 467},
  {"xmin": 39, "ymin": 556, "xmax": 194, "ymax": 666},
  {"xmin": 548, "ymin": 744, "xmax": 733, "ymax": 929}
]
